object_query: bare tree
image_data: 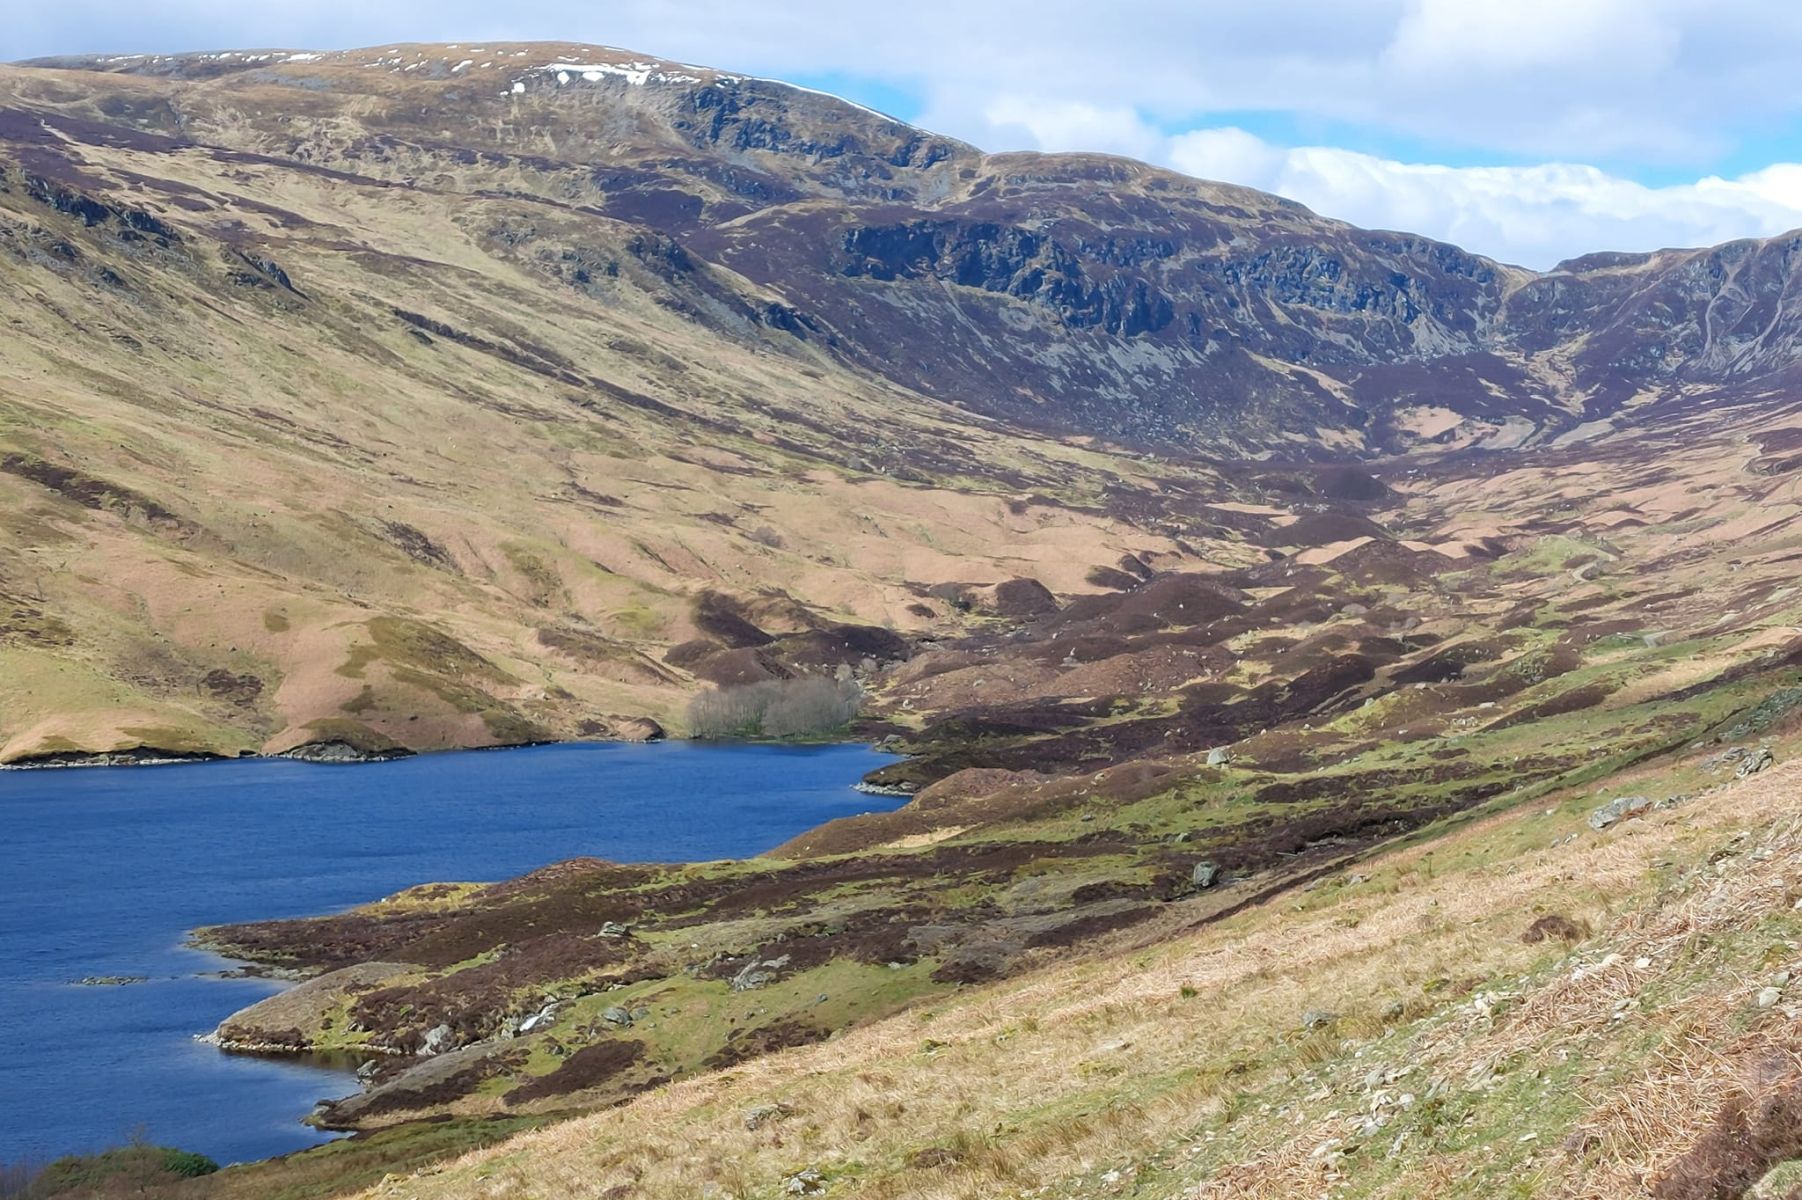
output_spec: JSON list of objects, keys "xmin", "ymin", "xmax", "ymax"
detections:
[{"xmin": 687, "ymin": 676, "xmax": 864, "ymax": 739}]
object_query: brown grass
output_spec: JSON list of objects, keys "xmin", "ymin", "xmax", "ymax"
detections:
[{"xmin": 334, "ymin": 757, "xmax": 1802, "ymax": 1200}]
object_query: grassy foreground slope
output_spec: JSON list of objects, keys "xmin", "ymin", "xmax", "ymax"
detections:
[{"xmin": 164, "ymin": 735, "xmax": 1802, "ymax": 1199}]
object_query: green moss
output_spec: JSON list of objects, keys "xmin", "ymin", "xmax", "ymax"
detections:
[{"xmin": 337, "ymin": 617, "xmax": 513, "ymax": 684}]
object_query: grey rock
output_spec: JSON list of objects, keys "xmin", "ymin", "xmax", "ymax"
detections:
[
  {"xmin": 744, "ymin": 1101, "xmax": 794, "ymax": 1131},
  {"xmin": 1587, "ymin": 795, "xmax": 1653, "ymax": 831},
  {"xmin": 421, "ymin": 1023, "xmax": 454, "ymax": 1056},
  {"xmin": 1191, "ymin": 862, "xmax": 1221, "ymax": 889},
  {"xmin": 518, "ymin": 1001, "xmax": 562, "ymax": 1034},
  {"xmin": 731, "ymin": 954, "xmax": 792, "ymax": 992},
  {"xmin": 601, "ymin": 1005, "xmax": 634, "ymax": 1028},
  {"xmin": 784, "ymin": 1168, "xmax": 827, "ymax": 1195},
  {"xmin": 1738, "ymin": 748, "xmax": 1776, "ymax": 778},
  {"xmin": 597, "ymin": 921, "xmax": 630, "ymax": 938},
  {"xmin": 277, "ymin": 740, "xmax": 411, "ymax": 764},
  {"xmin": 1301, "ymin": 1009, "xmax": 1338, "ymax": 1031},
  {"xmin": 1206, "ymin": 747, "xmax": 1233, "ymax": 767}
]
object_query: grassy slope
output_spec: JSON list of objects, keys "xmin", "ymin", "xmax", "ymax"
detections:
[
  {"xmin": 266, "ymin": 737, "xmax": 1802, "ymax": 1200},
  {"xmin": 0, "ymin": 69, "xmax": 1222, "ymax": 760}
]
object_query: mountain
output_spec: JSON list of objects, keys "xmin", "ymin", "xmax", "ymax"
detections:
[
  {"xmin": 4, "ymin": 42, "xmax": 1802, "ymax": 766},
  {"xmin": 12, "ymin": 41, "xmax": 1802, "ymax": 1200}
]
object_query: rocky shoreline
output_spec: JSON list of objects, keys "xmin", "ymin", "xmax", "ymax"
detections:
[{"xmin": 0, "ymin": 734, "xmax": 650, "ymax": 771}]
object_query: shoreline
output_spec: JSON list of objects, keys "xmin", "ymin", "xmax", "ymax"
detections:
[{"xmin": 0, "ymin": 732, "xmax": 903, "ymax": 773}]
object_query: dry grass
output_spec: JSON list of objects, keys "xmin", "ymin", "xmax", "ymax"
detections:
[{"xmin": 335, "ymin": 753, "xmax": 1802, "ymax": 1200}]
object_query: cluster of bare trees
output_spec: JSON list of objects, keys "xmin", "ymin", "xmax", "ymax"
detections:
[{"xmin": 686, "ymin": 675, "xmax": 864, "ymax": 739}]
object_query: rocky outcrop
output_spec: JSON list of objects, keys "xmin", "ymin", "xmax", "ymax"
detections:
[
  {"xmin": 275, "ymin": 741, "xmax": 414, "ymax": 764},
  {"xmin": 212, "ymin": 962, "xmax": 414, "ymax": 1053}
]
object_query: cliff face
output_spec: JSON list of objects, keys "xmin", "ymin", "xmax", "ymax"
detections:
[{"xmin": 13, "ymin": 43, "xmax": 1802, "ymax": 455}]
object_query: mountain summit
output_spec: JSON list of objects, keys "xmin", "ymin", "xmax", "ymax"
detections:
[{"xmin": 14, "ymin": 43, "xmax": 1802, "ymax": 457}]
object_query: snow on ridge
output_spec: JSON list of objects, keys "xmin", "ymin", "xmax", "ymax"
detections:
[
  {"xmin": 538, "ymin": 60, "xmax": 701, "ymax": 87},
  {"xmin": 506, "ymin": 54, "xmax": 903, "ymax": 125}
]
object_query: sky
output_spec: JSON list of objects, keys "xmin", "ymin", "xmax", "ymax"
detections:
[{"xmin": 11, "ymin": 0, "xmax": 1802, "ymax": 268}]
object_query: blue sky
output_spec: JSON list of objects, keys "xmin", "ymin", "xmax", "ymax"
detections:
[{"xmin": 11, "ymin": 0, "xmax": 1802, "ymax": 267}]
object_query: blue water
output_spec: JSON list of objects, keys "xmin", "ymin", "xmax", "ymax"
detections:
[{"xmin": 0, "ymin": 741, "xmax": 899, "ymax": 1167}]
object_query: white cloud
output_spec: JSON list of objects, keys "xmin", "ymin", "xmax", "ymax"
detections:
[
  {"xmin": 977, "ymin": 96, "xmax": 1166, "ymax": 161},
  {"xmin": 1168, "ymin": 129, "xmax": 1802, "ymax": 268},
  {"xmin": 1383, "ymin": 0, "xmax": 1675, "ymax": 78},
  {"xmin": 16, "ymin": 0, "xmax": 1802, "ymax": 164}
]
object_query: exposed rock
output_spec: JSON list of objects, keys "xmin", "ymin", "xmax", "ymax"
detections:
[
  {"xmin": 421, "ymin": 1023, "xmax": 454, "ymax": 1055},
  {"xmin": 1191, "ymin": 862, "xmax": 1221, "ymax": 889},
  {"xmin": 1721, "ymin": 688, "xmax": 1802, "ymax": 740},
  {"xmin": 597, "ymin": 921, "xmax": 631, "ymax": 938},
  {"xmin": 744, "ymin": 1101, "xmax": 794, "ymax": 1130},
  {"xmin": 1301, "ymin": 1010, "xmax": 1339, "ymax": 1031},
  {"xmin": 731, "ymin": 954, "xmax": 792, "ymax": 992},
  {"xmin": 853, "ymin": 781, "xmax": 916, "ymax": 797},
  {"xmin": 784, "ymin": 1168, "xmax": 827, "ymax": 1195},
  {"xmin": 1737, "ymin": 748, "xmax": 1775, "ymax": 778},
  {"xmin": 601, "ymin": 1005, "xmax": 634, "ymax": 1028},
  {"xmin": 75, "ymin": 974, "xmax": 147, "ymax": 986},
  {"xmin": 1701, "ymin": 746, "xmax": 1750, "ymax": 774},
  {"xmin": 277, "ymin": 740, "xmax": 412, "ymax": 764},
  {"xmin": 1588, "ymin": 795, "xmax": 1654, "ymax": 831},
  {"xmin": 1, "ymin": 747, "xmax": 223, "ymax": 770},
  {"xmin": 517, "ymin": 1001, "xmax": 563, "ymax": 1035},
  {"xmin": 1206, "ymin": 748, "xmax": 1233, "ymax": 767},
  {"xmin": 320, "ymin": 1040, "xmax": 524, "ymax": 1128},
  {"xmin": 212, "ymin": 962, "xmax": 413, "ymax": 1053}
]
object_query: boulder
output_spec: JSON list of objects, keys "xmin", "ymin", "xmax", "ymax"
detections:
[
  {"xmin": 744, "ymin": 1101, "xmax": 794, "ymax": 1131},
  {"xmin": 1191, "ymin": 862, "xmax": 1221, "ymax": 889},
  {"xmin": 1587, "ymin": 795, "xmax": 1653, "ymax": 831},
  {"xmin": 421, "ymin": 1023, "xmax": 454, "ymax": 1055},
  {"xmin": 601, "ymin": 1005, "xmax": 634, "ymax": 1028},
  {"xmin": 784, "ymin": 1168, "xmax": 827, "ymax": 1195},
  {"xmin": 1738, "ymin": 748, "xmax": 1775, "ymax": 778},
  {"xmin": 517, "ymin": 1001, "xmax": 562, "ymax": 1035},
  {"xmin": 1206, "ymin": 747, "xmax": 1232, "ymax": 767},
  {"xmin": 731, "ymin": 954, "xmax": 792, "ymax": 992}
]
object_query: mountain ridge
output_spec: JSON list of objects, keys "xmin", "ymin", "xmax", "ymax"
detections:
[
  {"xmin": 1, "ymin": 41, "xmax": 1800, "ymax": 767},
  {"xmin": 12, "ymin": 40, "xmax": 1802, "ymax": 1200}
]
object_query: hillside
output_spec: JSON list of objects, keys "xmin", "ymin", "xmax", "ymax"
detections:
[
  {"xmin": 4, "ymin": 41, "xmax": 1802, "ymax": 765},
  {"xmin": 11, "ymin": 39, "xmax": 1802, "ymax": 1200}
]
